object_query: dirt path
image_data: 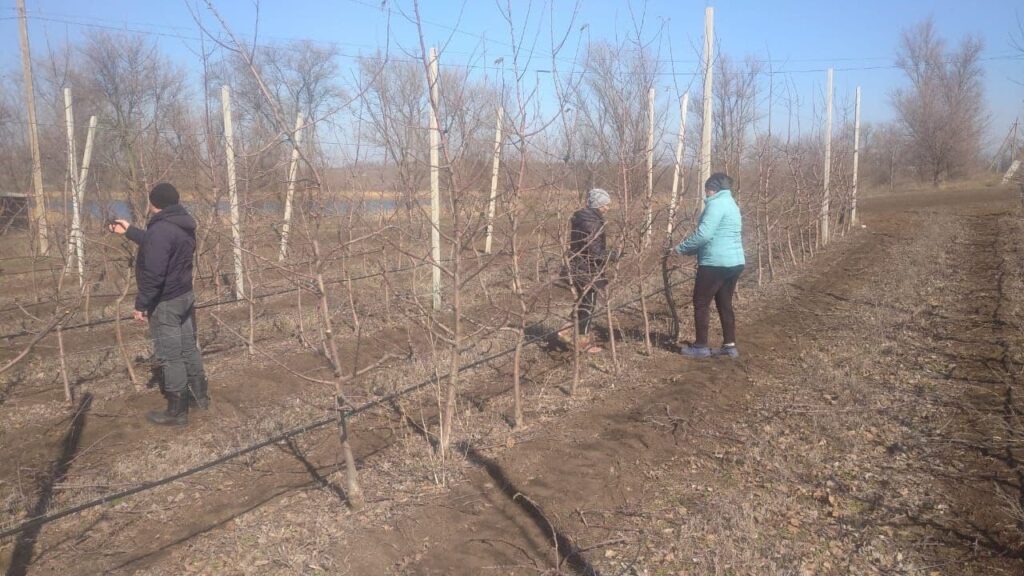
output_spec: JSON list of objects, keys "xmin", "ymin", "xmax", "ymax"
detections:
[{"xmin": 332, "ymin": 190, "xmax": 1024, "ymax": 575}]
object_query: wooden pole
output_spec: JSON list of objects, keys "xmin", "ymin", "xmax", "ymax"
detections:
[
  {"xmin": 1001, "ymin": 119, "xmax": 1020, "ymax": 185},
  {"xmin": 428, "ymin": 47, "xmax": 441, "ymax": 311},
  {"xmin": 1001, "ymin": 158, "xmax": 1021, "ymax": 186},
  {"xmin": 1011, "ymin": 119, "xmax": 1018, "ymax": 165},
  {"xmin": 644, "ymin": 86, "xmax": 656, "ymax": 247},
  {"xmin": 484, "ymin": 105, "xmax": 503, "ymax": 255},
  {"xmin": 75, "ymin": 115, "xmax": 98, "ymax": 289},
  {"xmin": 64, "ymin": 87, "xmax": 83, "ymax": 285},
  {"xmin": 17, "ymin": 0, "xmax": 49, "ymax": 256},
  {"xmin": 851, "ymin": 86, "xmax": 861, "ymax": 226},
  {"xmin": 698, "ymin": 6, "xmax": 714, "ymax": 213},
  {"xmin": 221, "ymin": 85, "xmax": 245, "ymax": 299},
  {"xmin": 77, "ymin": 114, "xmax": 97, "ymax": 257},
  {"xmin": 989, "ymin": 120, "xmax": 1017, "ymax": 172},
  {"xmin": 667, "ymin": 92, "xmax": 689, "ymax": 239},
  {"xmin": 821, "ymin": 67, "xmax": 834, "ymax": 245},
  {"xmin": 279, "ymin": 111, "xmax": 304, "ymax": 261},
  {"xmin": 79, "ymin": 117, "xmax": 97, "ymax": 193}
]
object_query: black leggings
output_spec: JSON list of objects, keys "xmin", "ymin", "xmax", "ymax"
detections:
[
  {"xmin": 574, "ymin": 285, "xmax": 599, "ymax": 335},
  {"xmin": 692, "ymin": 265, "xmax": 744, "ymax": 347}
]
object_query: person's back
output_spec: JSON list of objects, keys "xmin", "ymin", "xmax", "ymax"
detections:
[
  {"xmin": 131, "ymin": 204, "xmax": 197, "ymax": 313},
  {"xmin": 569, "ymin": 206, "xmax": 608, "ymax": 268},
  {"xmin": 559, "ymin": 189, "xmax": 613, "ymax": 352},
  {"xmin": 110, "ymin": 182, "xmax": 209, "ymax": 426},
  {"xmin": 695, "ymin": 190, "xmax": 744, "ymax": 268}
]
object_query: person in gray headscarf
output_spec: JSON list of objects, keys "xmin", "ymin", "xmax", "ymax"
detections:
[{"xmin": 560, "ymin": 188, "xmax": 616, "ymax": 353}]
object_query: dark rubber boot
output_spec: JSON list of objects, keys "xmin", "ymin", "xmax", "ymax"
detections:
[
  {"xmin": 147, "ymin": 392, "xmax": 189, "ymax": 426},
  {"xmin": 188, "ymin": 376, "xmax": 210, "ymax": 410}
]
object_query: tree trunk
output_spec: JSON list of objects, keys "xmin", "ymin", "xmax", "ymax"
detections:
[
  {"xmin": 114, "ymin": 280, "xmax": 139, "ymax": 390},
  {"xmin": 605, "ymin": 289, "xmax": 618, "ymax": 374},
  {"xmin": 313, "ymin": 239, "xmax": 364, "ymax": 510},
  {"xmin": 638, "ymin": 274, "xmax": 652, "ymax": 356}
]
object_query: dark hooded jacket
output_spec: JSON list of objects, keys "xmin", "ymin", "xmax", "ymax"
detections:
[
  {"xmin": 567, "ymin": 207, "xmax": 609, "ymax": 289},
  {"xmin": 125, "ymin": 204, "xmax": 197, "ymax": 312}
]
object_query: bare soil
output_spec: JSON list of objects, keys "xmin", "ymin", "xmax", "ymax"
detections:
[{"xmin": 2, "ymin": 186, "xmax": 1023, "ymax": 575}]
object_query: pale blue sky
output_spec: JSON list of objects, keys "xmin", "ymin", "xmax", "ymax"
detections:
[{"xmin": 2, "ymin": 0, "xmax": 1022, "ymax": 145}]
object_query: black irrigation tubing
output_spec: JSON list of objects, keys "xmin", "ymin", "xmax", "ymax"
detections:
[
  {"xmin": 0, "ymin": 245, "xmax": 391, "ymax": 316},
  {"xmin": 0, "ymin": 269, "xmax": 694, "ymax": 541},
  {"xmin": 0, "ymin": 239, "xmax": 565, "ymax": 340},
  {"xmin": 1, "ymin": 200, "xmax": 570, "ymax": 284},
  {"xmin": 0, "ymin": 414, "xmax": 338, "ymax": 541},
  {"xmin": 0, "ymin": 262, "xmax": 418, "ymax": 340},
  {"xmin": 0, "ymin": 255, "xmax": 63, "ymax": 263},
  {"xmin": 0, "ymin": 244, "xmax": 389, "ymax": 280},
  {"xmin": 1, "ymin": 206, "xmax": 565, "ymax": 281},
  {"xmin": 20, "ymin": 242, "xmax": 572, "ymax": 359}
]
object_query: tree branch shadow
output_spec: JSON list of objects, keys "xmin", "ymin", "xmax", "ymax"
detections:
[
  {"xmin": 280, "ymin": 438, "xmax": 348, "ymax": 503},
  {"xmin": 7, "ymin": 393, "xmax": 92, "ymax": 576},
  {"xmin": 459, "ymin": 441, "xmax": 600, "ymax": 576}
]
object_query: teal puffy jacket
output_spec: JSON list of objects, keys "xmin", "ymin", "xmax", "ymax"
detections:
[{"xmin": 674, "ymin": 189, "xmax": 745, "ymax": 267}]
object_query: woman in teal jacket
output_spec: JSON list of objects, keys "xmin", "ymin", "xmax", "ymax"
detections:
[{"xmin": 672, "ymin": 173, "xmax": 745, "ymax": 358}]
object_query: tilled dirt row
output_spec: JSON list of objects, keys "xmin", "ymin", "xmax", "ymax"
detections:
[
  {"xmin": 0, "ymin": 243, "xmax": 581, "ymax": 528},
  {"xmin": 327, "ymin": 194, "xmax": 1024, "ymax": 574},
  {"xmin": 2, "ymin": 188, "xmax": 1021, "ymax": 575},
  {"xmin": 0, "ymin": 221, "xmax": 849, "ymax": 574},
  {"xmin": 67, "ymin": 206, "xmax": 885, "ymax": 575},
  {"xmin": 0, "ymin": 236, "xmax": 701, "ymax": 571}
]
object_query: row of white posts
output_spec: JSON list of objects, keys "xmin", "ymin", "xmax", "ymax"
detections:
[
  {"xmin": 223, "ymin": 86, "xmax": 308, "ymax": 298},
  {"xmin": 693, "ymin": 8, "xmax": 863, "ymax": 248},
  {"xmin": 425, "ymin": 6, "xmax": 863, "ymax": 305},
  {"xmin": 59, "ymin": 88, "xmax": 96, "ymax": 287},
  {"xmin": 47, "ymin": 84, "xmax": 267, "ymax": 300},
  {"xmin": 821, "ymin": 69, "xmax": 864, "ymax": 244},
  {"xmin": 26, "ymin": 6, "xmax": 863, "ymax": 308}
]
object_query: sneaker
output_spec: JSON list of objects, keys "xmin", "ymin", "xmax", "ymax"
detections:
[
  {"xmin": 680, "ymin": 345, "xmax": 712, "ymax": 358},
  {"xmin": 713, "ymin": 345, "xmax": 740, "ymax": 358}
]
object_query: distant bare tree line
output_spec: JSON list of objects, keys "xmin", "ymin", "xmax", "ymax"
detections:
[{"xmin": 0, "ymin": 17, "xmax": 998, "ymax": 237}]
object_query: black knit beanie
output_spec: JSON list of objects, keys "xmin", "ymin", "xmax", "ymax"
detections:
[
  {"xmin": 704, "ymin": 173, "xmax": 733, "ymax": 193},
  {"xmin": 149, "ymin": 183, "xmax": 180, "ymax": 209}
]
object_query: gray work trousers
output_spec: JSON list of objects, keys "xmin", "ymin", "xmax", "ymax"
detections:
[{"xmin": 148, "ymin": 291, "xmax": 205, "ymax": 394}]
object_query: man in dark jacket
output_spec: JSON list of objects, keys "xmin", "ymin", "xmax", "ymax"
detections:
[
  {"xmin": 109, "ymin": 183, "xmax": 208, "ymax": 425},
  {"xmin": 560, "ymin": 188, "xmax": 614, "ymax": 353}
]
